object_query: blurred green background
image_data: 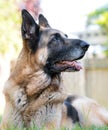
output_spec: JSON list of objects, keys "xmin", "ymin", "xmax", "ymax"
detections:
[{"xmin": 0, "ymin": 0, "xmax": 21, "ymax": 57}]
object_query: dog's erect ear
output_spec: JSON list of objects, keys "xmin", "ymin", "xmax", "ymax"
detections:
[
  {"xmin": 21, "ymin": 9, "xmax": 39, "ymax": 39},
  {"xmin": 21, "ymin": 9, "xmax": 40, "ymax": 52},
  {"xmin": 39, "ymin": 14, "xmax": 50, "ymax": 28}
]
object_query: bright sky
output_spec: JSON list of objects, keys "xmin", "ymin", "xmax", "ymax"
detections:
[{"xmin": 41, "ymin": 0, "xmax": 108, "ymax": 34}]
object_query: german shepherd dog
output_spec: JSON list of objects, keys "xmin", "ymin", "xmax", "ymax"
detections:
[{"xmin": 1, "ymin": 10, "xmax": 108, "ymax": 130}]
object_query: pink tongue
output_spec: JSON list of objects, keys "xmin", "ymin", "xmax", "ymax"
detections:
[{"xmin": 62, "ymin": 61, "xmax": 82, "ymax": 70}]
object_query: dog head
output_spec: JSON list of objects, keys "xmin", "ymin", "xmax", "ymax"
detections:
[{"xmin": 21, "ymin": 9, "xmax": 89, "ymax": 75}]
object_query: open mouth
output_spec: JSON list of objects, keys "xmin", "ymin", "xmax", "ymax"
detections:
[{"xmin": 55, "ymin": 60, "xmax": 82, "ymax": 72}]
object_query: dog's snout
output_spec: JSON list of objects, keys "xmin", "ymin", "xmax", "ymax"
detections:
[
  {"xmin": 80, "ymin": 41, "xmax": 89, "ymax": 51},
  {"xmin": 71, "ymin": 39, "xmax": 89, "ymax": 51}
]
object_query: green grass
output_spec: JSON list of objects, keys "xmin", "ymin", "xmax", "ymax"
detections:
[
  {"xmin": 0, "ymin": 116, "xmax": 108, "ymax": 130},
  {"xmin": 4, "ymin": 126, "xmax": 108, "ymax": 130},
  {"xmin": 1, "ymin": 125, "xmax": 108, "ymax": 130},
  {"xmin": 73, "ymin": 125, "xmax": 108, "ymax": 130}
]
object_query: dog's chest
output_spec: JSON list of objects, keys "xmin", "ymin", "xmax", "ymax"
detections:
[{"xmin": 30, "ymin": 103, "xmax": 62, "ymax": 128}]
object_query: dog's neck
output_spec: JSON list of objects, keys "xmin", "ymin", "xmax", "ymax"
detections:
[{"xmin": 9, "ymin": 49, "xmax": 62, "ymax": 96}]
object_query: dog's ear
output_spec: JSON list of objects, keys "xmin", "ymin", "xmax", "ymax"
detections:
[
  {"xmin": 39, "ymin": 14, "xmax": 50, "ymax": 28},
  {"xmin": 21, "ymin": 9, "xmax": 39, "ymax": 39},
  {"xmin": 21, "ymin": 9, "xmax": 40, "ymax": 52}
]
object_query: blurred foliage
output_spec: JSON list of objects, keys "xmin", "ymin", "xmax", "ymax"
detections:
[
  {"xmin": 87, "ymin": 4, "xmax": 108, "ymax": 56},
  {"xmin": 104, "ymin": 50, "xmax": 108, "ymax": 56},
  {"xmin": 87, "ymin": 6, "xmax": 108, "ymax": 33},
  {"xmin": 0, "ymin": 0, "xmax": 22, "ymax": 57}
]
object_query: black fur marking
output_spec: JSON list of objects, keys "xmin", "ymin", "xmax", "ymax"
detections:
[
  {"xmin": 64, "ymin": 98, "xmax": 79, "ymax": 124},
  {"xmin": 27, "ymin": 30, "xmax": 40, "ymax": 53},
  {"xmin": 44, "ymin": 62, "xmax": 60, "ymax": 76},
  {"xmin": 17, "ymin": 98, "xmax": 21, "ymax": 103},
  {"xmin": 66, "ymin": 95, "xmax": 77, "ymax": 103}
]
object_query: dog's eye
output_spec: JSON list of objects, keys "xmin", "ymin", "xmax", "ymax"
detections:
[
  {"xmin": 52, "ymin": 33, "xmax": 61, "ymax": 42},
  {"xmin": 48, "ymin": 33, "xmax": 64, "ymax": 47}
]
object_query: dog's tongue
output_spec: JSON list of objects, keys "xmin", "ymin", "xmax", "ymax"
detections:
[{"xmin": 62, "ymin": 61, "xmax": 82, "ymax": 71}]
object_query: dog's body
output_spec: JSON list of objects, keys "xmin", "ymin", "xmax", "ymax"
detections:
[
  {"xmin": 0, "ymin": 10, "xmax": 108, "ymax": 130},
  {"xmin": 63, "ymin": 95, "xmax": 108, "ymax": 128}
]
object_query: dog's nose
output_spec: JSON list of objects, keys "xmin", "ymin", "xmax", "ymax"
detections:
[{"xmin": 80, "ymin": 41, "xmax": 89, "ymax": 51}]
